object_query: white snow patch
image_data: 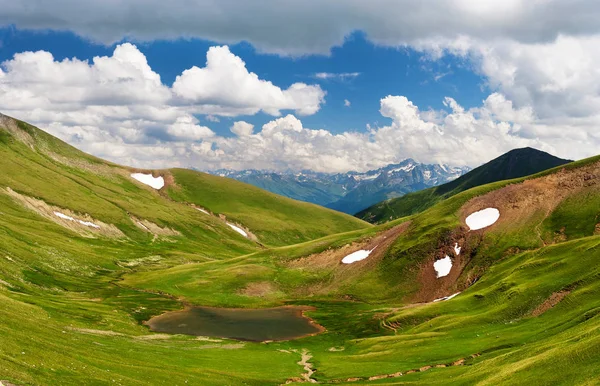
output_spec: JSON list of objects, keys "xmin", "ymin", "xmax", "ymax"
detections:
[
  {"xmin": 195, "ymin": 207, "xmax": 210, "ymax": 215},
  {"xmin": 131, "ymin": 173, "xmax": 165, "ymax": 190},
  {"xmin": 227, "ymin": 223, "xmax": 248, "ymax": 237},
  {"xmin": 433, "ymin": 292, "xmax": 461, "ymax": 302},
  {"xmin": 466, "ymin": 208, "xmax": 500, "ymax": 231},
  {"xmin": 54, "ymin": 211, "xmax": 100, "ymax": 228},
  {"xmin": 433, "ymin": 255, "xmax": 452, "ymax": 278},
  {"xmin": 78, "ymin": 220, "xmax": 100, "ymax": 229},
  {"xmin": 423, "ymin": 170, "xmax": 432, "ymax": 180},
  {"xmin": 341, "ymin": 246, "xmax": 377, "ymax": 264},
  {"xmin": 54, "ymin": 211, "xmax": 74, "ymax": 221},
  {"xmin": 389, "ymin": 164, "xmax": 415, "ymax": 174},
  {"xmin": 454, "ymin": 243, "xmax": 461, "ymax": 256},
  {"xmin": 353, "ymin": 173, "xmax": 380, "ymax": 181}
]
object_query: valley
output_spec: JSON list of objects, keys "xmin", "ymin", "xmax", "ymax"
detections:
[{"xmin": 1, "ymin": 115, "xmax": 599, "ymax": 385}]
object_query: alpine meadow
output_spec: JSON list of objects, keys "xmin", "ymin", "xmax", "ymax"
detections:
[{"xmin": 1, "ymin": 2, "xmax": 600, "ymax": 385}]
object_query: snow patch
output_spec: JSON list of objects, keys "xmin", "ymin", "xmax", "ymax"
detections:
[
  {"xmin": 434, "ymin": 255, "xmax": 452, "ymax": 278},
  {"xmin": 466, "ymin": 208, "xmax": 500, "ymax": 231},
  {"xmin": 454, "ymin": 243, "xmax": 461, "ymax": 256},
  {"xmin": 423, "ymin": 170, "xmax": 432, "ymax": 180},
  {"xmin": 78, "ymin": 220, "xmax": 100, "ymax": 229},
  {"xmin": 195, "ymin": 207, "xmax": 210, "ymax": 215},
  {"xmin": 131, "ymin": 173, "xmax": 165, "ymax": 190},
  {"xmin": 227, "ymin": 223, "xmax": 248, "ymax": 237},
  {"xmin": 433, "ymin": 292, "xmax": 461, "ymax": 302},
  {"xmin": 341, "ymin": 246, "xmax": 377, "ymax": 264},
  {"xmin": 54, "ymin": 211, "xmax": 74, "ymax": 221},
  {"xmin": 54, "ymin": 212, "xmax": 100, "ymax": 228},
  {"xmin": 353, "ymin": 173, "xmax": 380, "ymax": 181}
]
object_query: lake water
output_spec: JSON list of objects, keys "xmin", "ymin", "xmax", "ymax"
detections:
[{"xmin": 145, "ymin": 306, "xmax": 324, "ymax": 342}]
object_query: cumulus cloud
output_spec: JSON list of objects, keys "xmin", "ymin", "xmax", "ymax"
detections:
[
  {"xmin": 167, "ymin": 115, "xmax": 215, "ymax": 140},
  {"xmin": 344, "ymin": 99, "xmax": 351, "ymax": 107},
  {"xmin": 0, "ymin": 43, "xmax": 327, "ymax": 156},
  {"xmin": 2, "ymin": 32, "xmax": 600, "ymax": 172},
  {"xmin": 187, "ymin": 93, "xmax": 562, "ymax": 172},
  {"xmin": 230, "ymin": 121, "xmax": 254, "ymax": 137},
  {"xmin": 172, "ymin": 46, "xmax": 325, "ymax": 116}
]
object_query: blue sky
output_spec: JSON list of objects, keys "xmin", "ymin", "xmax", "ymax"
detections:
[
  {"xmin": 0, "ymin": 27, "xmax": 486, "ymax": 138},
  {"xmin": 0, "ymin": 1, "xmax": 599, "ymax": 172}
]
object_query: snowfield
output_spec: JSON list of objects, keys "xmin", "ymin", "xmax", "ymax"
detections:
[
  {"xmin": 341, "ymin": 247, "xmax": 377, "ymax": 264},
  {"xmin": 131, "ymin": 173, "xmax": 165, "ymax": 190},
  {"xmin": 434, "ymin": 255, "xmax": 452, "ymax": 278},
  {"xmin": 466, "ymin": 208, "xmax": 500, "ymax": 230},
  {"xmin": 227, "ymin": 223, "xmax": 248, "ymax": 237}
]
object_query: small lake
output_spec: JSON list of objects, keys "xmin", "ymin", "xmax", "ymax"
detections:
[{"xmin": 145, "ymin": 305, "xmax": 324, "ymax": 342}]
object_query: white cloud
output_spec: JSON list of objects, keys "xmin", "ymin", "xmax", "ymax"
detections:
[
  {"xmin": 2, "ymin": 36, "xmax": 600, "ymax": 172},
  {"xmin": 167, "ymin": 115, "xmax": 215, "ymax": 140},
  {"xmin": 0, "ymin": 43, "xmax": 328, "ymax": 161},
  {"xmin": 230, "ymin": 121, "xmax": 254, "ymax": 137},
  {"xmin": 344, "ymin": 99, "xmax": 351, "ymax": 107},
  {"xmin": 172, "ymin": 46, "xmax": 325, "ymax": 116},
  {"xmin": 314, "ymin": 72, "xmax": 361, "ymax": 81}
]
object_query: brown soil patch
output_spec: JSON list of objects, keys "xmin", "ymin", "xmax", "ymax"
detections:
[
  {"xmin": 460, "ymin": 161, "xmax": 600, "ymax": 238},
  {"xmin": 289, "ymin": 222, "xmax": 410, "ymax": 270},
  {"xmin": 131, "ymin": 216, "xmax": 180, "ymax": 237},
  {"xmin": 4, "ymin": 187, "xmax": 125, "ymax": 238},
  {"xmin": 239, "ymin": 281, "xmax": 277, "ymax": 297},
  {"xmin": 531, "ymin": 290, "xmax": 570, "ymax": 317},
  {"xmin": 1, "ymin": 113, "xmax": 35, "ymax": 149},
  {"xmin": 287, "ymin": 222, "xmax": 410, "ymax": 296},
  {"xmin": 413, "ymin": 228, "xmax": 471, "ymax": 303}
]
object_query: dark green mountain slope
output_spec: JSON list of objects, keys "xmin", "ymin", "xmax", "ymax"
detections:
[{"xmin": 357, "ymin": 147, "xmax": 571, "ymax": 223}]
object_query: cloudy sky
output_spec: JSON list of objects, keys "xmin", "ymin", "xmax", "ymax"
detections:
[{"xmin": 1, "ymin": 0, "xmax": 599, "ymax": 172}]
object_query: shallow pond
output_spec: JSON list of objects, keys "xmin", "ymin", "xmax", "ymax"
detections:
[{"xmin": 145, "ymin": 305, "xmax": 324, "ymax": 342}]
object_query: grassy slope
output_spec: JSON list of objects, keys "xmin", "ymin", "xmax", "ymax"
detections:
[
  {"xmin": 358, "ymin": 147, "xmax": 571, "ymax": 223},
  {"xmin": 165, "ymin": 168, "xmax": 370, "ymax": 246},
  {"xmin": 1, "ymin": 115, "xmax": 599, "ymax": 385}
]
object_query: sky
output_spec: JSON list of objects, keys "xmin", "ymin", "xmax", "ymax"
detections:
[{"xmin": 0, "ymin": 1, "xmax": 599, "ymax": 173}]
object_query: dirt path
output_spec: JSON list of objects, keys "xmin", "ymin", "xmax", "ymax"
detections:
[
  {"xmin": 299, "ymin": 349, "xmax": 317, "ymax": 383},
  {"xmin": 331, "ymin": 352, "xmax": 481, "ymax": 383},
  {"xmin": 285, "ymin": 349, "xmax": 317, "ymax": 384}
]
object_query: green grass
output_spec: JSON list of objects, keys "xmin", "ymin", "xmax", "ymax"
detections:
[
  {"xmin": 165, "ymin": 168, "xmax": 371, "ymax": 247},
  {"xmin": 1, "ymin": 114, "xmax": 600, "ymax": 385}
]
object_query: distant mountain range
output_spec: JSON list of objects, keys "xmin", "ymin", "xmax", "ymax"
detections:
[
  {"xmin": 210, "ymin": 160, "xmax": 470, "ymax": 214},
  {"xmin": 357, "ymin": 147, "xmax": 572, "ymax": 223}
]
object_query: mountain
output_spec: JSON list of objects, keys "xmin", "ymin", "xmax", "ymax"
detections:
[
  {"xmin": 357, "ymin": 147, "xmax": 572, "ymax": 223},
  {"xmin": 211, "ymin": 160, "xmax": 470, "ymax": 214},
  {"xmin": 2, "ymin": 114, "xmax": 600, "ymax": 385}
]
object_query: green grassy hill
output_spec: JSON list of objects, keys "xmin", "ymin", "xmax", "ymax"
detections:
[
  {"xmin": 357, "ymin": 147, "xmax": 571, "ymax": 223},
  {"xmin": 1, "ymin": 114, "xmax": 599, "ymax": 385}
]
